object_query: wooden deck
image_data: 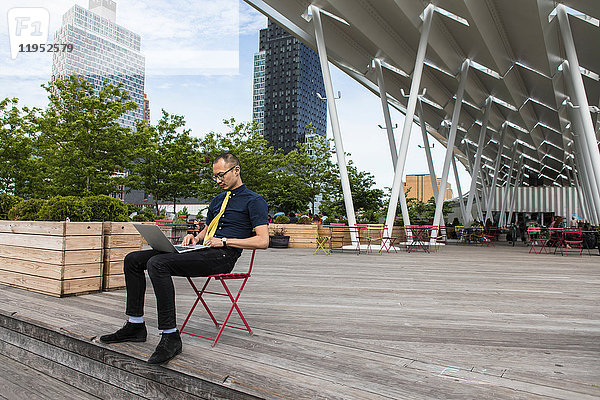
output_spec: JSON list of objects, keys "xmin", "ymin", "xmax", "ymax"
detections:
[{"xmin": 0, "ymin": 244, "xmax": 599, "ymax": 399}]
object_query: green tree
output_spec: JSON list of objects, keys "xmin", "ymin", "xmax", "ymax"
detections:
[
  {"xmin": 320, "ymin": 160, "xmax": 384, "ymax": 223},
  {"xmin": 284, "ymin": 129, "xmax": 337, "ymax": 214},
  {"xmin": 195, "ymin": 119, "xmax": 285, "ymax": 206},
  {"xmin": 36, "ymin": 76, "xmax": 139, "ymax": 196},
  {"xmin": 0, "ymin": 98, "xmax": 40, "ymax": 197},
  {"xmin": 129, "ymin": 110, "xmax": 202, "ymax": 213}
]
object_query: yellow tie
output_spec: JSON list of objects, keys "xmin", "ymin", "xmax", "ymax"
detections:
[{"xmin": 203, "ymin": 191, "xmax": 231, "ymax": 244}]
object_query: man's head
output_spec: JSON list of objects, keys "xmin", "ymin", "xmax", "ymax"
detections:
[{"xmin": 212, "ymin": 153, "xmax": 242, "ymax": 191}]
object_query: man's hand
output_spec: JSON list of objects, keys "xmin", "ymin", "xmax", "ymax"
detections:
[
  {"xmin": 182, "ymin": 234, "xmax": 197, "ymax": 246},
  {"xmin": 204, "ymin": 237, "xmax": 224, "ymax": 248}
]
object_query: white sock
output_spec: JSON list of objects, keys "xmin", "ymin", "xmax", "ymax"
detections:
[
  {"xmin": 162, "ymin": 328, "xmax": 177, "ymax": 334},
  {"xmin": 128, "ymin": 316, "xmax": 144, "ymax": 324}
]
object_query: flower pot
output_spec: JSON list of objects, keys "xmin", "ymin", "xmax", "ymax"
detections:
[{"xmin": 269, "ymin": 235, "xmax": 290, "ymax": 248}]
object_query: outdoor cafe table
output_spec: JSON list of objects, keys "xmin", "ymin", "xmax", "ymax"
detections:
[
  {"xmin": 327, "ymin": 225, "xmax": 360, "ymax": 253},
  {"xmin": 404, "ymin": 225, "xmax": 437, "ymax": 253}
]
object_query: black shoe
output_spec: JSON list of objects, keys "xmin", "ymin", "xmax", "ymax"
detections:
[
  {"xmin": 100, "ymin": 321, "xmax": 147, "ymax": 344},
  {"xmin": 147, "ymin": 330, "xmax": 182, "ymax": 365}
]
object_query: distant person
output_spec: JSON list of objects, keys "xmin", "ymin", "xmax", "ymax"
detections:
[
  {"xmin": 100, "ymin": 153, "xmax": 269, "ymax": 364},
  {"xmin": 570, "ymin": 217, "xmax": 577, "ymax": 228}
]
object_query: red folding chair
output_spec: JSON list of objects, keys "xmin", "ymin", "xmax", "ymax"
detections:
[
  {"xmin": 483, "ymin": 226, "xmax": 499, "ymax": 247},
  {"xmin": 180, "ymin": 250, "xmax": 256, "ymax": 346},
  {"xmin": 155, "ymin": 219, "xmax": 181, "ymax": 244},
  {"xmin": 527, "ymin": 226, "xmax": 548, "ymax": 254},
  {"xmin": 563, "ymin": 228, "xmax": 584, "ymax": 256}
]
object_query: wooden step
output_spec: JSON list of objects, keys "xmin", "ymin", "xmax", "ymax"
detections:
[{"xmin": 0, "ymin": 310, "xmax": 260, "ymax": 400}]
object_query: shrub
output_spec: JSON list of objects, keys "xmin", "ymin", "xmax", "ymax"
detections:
[
  {"xmin": 274, "ymin": 214, "xmax": 290, "ymax": 224},
  {"xmin": 297, "ymin": 216, "xmax": 312, "ymax": 224},
  {"xmin": 132, "ymin": 214, "xmax": 147, "ymax": 222},
  {"xmin": 38, "ymin": 196, "xmax": 92, "ymax": 222},
  {"xmin": 323, "ymin": 216, "xmax": 336, "ymax": 225},
  {"xmin": 0, "ymin": 194, "xmax": 23, "ymax": 220},
  {"xmin": 8, "ymin": 198, "xmax": 47, "ymax": 221},
  {"xmin": 84, "ymin": 195, "xmax": 129, "ymax": 222}
]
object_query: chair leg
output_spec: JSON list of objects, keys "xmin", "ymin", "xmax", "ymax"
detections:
[{"xmin": 212, "ymin": 278, "xmax": 252, "ymax": 346}]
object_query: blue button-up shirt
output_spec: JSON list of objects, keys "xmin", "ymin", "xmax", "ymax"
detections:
[{"xmin": 205, "ymin": 184, "xmax": 268, "ymax": 250}]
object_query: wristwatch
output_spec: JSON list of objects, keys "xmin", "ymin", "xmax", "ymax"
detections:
[{"xmin": 221, "ymin": 237, "xmax": 227, "ymax": 246}]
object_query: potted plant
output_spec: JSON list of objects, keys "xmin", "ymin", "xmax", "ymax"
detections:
[{"xmin": 269, "ymin": 226, "xmax": 290, "ymax": 248}]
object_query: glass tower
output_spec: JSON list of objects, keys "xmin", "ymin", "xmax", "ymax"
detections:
[
  {"xmin": 52, "ymin": 1, "xmax": 145, "ymax": 130},
  {"xmin": 253, "ymin": 20, "xmax": 326, "ymax": 153}
]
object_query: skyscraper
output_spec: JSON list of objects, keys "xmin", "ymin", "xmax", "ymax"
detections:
[
  {"xmin": 52, "ymin": 0, "xmax": 145, "ymax": 130},
  {"xmin": 253, "ymin": 20, "xmax": 326, "ymax": 153}
]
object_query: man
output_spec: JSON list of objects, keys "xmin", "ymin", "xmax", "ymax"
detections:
[{"xmin": 100, "ymin": 153, "xmax": 269, "ymax": 364}]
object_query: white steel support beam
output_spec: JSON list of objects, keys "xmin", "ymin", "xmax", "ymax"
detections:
[
  {"xmin": 463, "ymin": 143, "xmax": 484, "ymax": 222},
  {"xmin": 417, "ymin": 99, "xmax": 438, "ymax": 200},
  {"xmin": 485, "ymin": 124, "xmax": 507, "ymax": 223},
  {"xmin": 507, "ymin": 157, "xmax": 524, "ymax": 227},
  {"xmin": 374, "ymin": 58, "xmax": 398, "ymax": 166},
  {"xmin": 385, "ymin": 4, "xmax": 434, "ymax": 233},
  {"xmin": 498, "ymin": 143, "xmax": 519, "ymax": 227},
  {"xmin": 431, "ymin": 59, "xmax": 470, "ymax": 240},
  {"xmin": 310, "ymin": 5, "xmax": 357, "ymax": 240},
  {"xmin": 572, "ymin": 136, "xmax": 599, "ymax": 224},
  {"xmin": 374, "ymin": 58, "xmax": 411, "ymax": 231},
  {"xmin": 452, "ymin": 156, "xmax": 466, "ymax": 223},
  {"xmin": 568, "ymin": 162, "xmax": 589, "ymax": 221},
  {"xmin": 557, "ymin": 5, "xmax": 600, "ymax": 205},
  {"xmin": 574, "ymin": 152, "xmax": 598, "ymax": 224},
  {"xmin": 465, "ymin": 97, "xmax": 492, "ymax": 223}
]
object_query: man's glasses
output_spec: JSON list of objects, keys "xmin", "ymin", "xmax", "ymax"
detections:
[{"xmin": 212, "ymin": 165, "xmax": 236, "ymax": 182}]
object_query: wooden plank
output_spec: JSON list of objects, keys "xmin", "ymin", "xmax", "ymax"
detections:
[
  {"xmin": 105, "ymin": 234, "xmax": 142, "ymax": 248},
  {"xmin": 0, "ymin": 250, "xmax": 100, "ymax": 268},
  {"xmin": 104, "ymin": 261, "xmax": 124, "ymax": 275},
  {"xmin": 64, "ymin": 249, "xmax": 102, "ymax": 265},
  {"xmin": 0, "ymin": 269, "xmax": 101, "ymax": 297},
  {"xmin": 0, "ymin": 269, "xmax": 61, "ymax": 297},
  {"xmin": 102, "ymin": 274, "xmax": 125, "ymax": 290},
  {"xmin": 0, "ymin": 221, "xmax": 65, "ymax": 236},
  {"xmin": 64, "ymin": 222, "xmax": 103, "ymax": 236},
  {"xmin": 0, "ymin": 233, "xmax": 64, "ymax": 250},
  {"xmin": 64, "ymin": 235, "xmax": 102, "ymax": 251},
  {"xmin": 0, "ymin": 353, "xmax": 99, "ymax": 400},
  {"xmin": 0, "ymin": 257, "xmax": 62, "ymax": 279},
  {"xmin": 103, "ymin": 222, "xmax": 140, "ymax": 235},
  {"xmin": 0, "ymin": 245, "xmax": 100, "ymax": 265},
  {"xmin": 104, "ymin": 247, "xmax": 140, "ymax": 262},
  {"xmin": 63, "ymin": 263, "xmax": 102, "ymax": 280},
  {"xmin": 62, "ymin": 277, "xmax": 101, "ymax": 295}
]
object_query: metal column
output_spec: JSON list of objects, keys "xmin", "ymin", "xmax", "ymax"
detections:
[
  {"xmin": 310, "ymin": 5, "xmax": 357, "ymax": 240},
  {"xmin": 417, "ymin": 99, "xmax": 438, "ymax": 200},
  {"xmin": 374, "ymin": 58, "xmax": 411, "ymax": 230},
  {"xmin": 452, "ymin": 156, "xmax": 466, "ymax": 223},
  {"xmin": 557, "ymin": 5, "xmax": 600, "ymax": 207},
  {"xmin": 507, "ymin": 157, "xmax": 524, "ymax": 226},
  {"xmin": 498, "ymin": 143, "xmax": 518, "ymax": 226},
  {"xmin": 465, "ymin": 98, "xmax": 491, "ymax": 223},
  {"xmin": 384, "ymin": 4, "xmax": 434, "ymax": 233},
  {"xmin": 431, "ymin": 59, "xmax": 470, "ymax": 239},
  {"xmin": 485, "ymin": 124, "xmax": 507, "ymax": 223}
]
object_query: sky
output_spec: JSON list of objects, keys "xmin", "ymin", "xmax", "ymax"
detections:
[{"xmin": 0, "ymin": 0, "xmax": 471, "ymax": 195}]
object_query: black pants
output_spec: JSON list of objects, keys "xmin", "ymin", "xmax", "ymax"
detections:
[{"xmin": 124, "ymin": 247, "xmax": 240, "ymax": 330}]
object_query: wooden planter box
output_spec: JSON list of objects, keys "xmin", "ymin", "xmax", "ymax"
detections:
[
  {"xmin": 268, "ymin": 224, "xmax": 318, "ymax": 248},
  {"xmin": 0, "ymin": 221, "xmax": 103, "ymax": 297},
  {"xmin": 102, "ymin": 222, "xmax": 143, "ymax": 290}
]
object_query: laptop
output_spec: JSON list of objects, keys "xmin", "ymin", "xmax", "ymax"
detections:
[{"xmin": 134, "ymin": 224, "xmax": 207, "ymax": 253}]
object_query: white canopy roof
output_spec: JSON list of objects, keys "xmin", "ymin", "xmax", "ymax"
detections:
[{"xmin": 245, "ymin": 0, "xmax": 600, "ymax": 187}]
